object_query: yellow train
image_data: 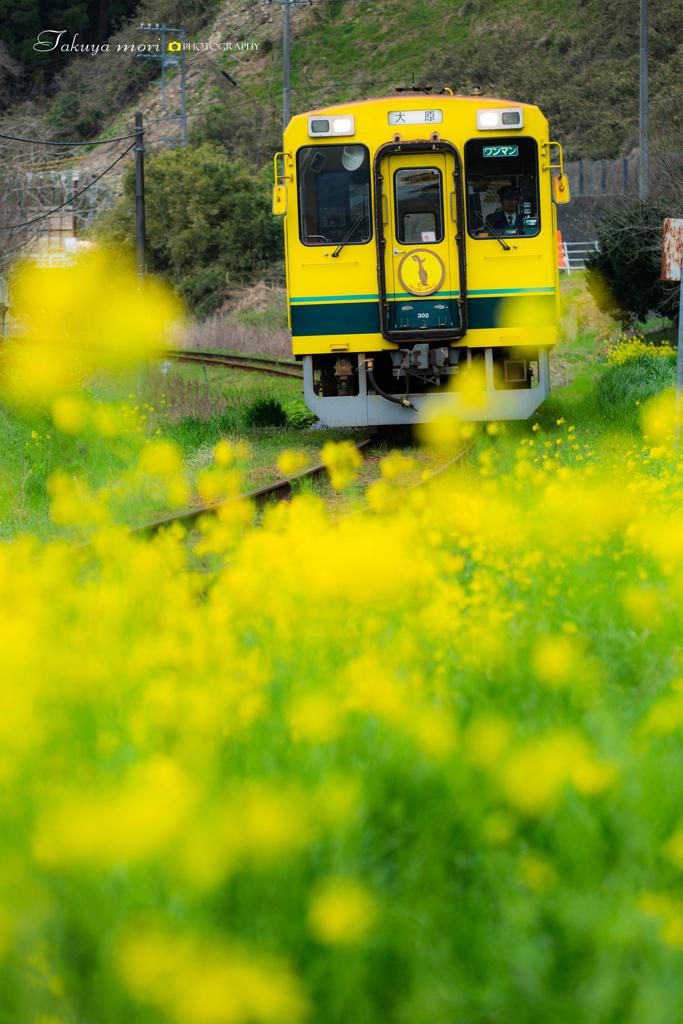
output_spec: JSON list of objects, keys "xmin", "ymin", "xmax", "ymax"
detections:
[{"xmin": 273, "ymin": 88, "xmax": 570, "ymax": 426}]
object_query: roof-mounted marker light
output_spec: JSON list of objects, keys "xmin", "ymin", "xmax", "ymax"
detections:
[
  {"xmin": 477, "ymin": 107, "xmax": 524, "ymax": 131},
  {"xmin": 307, "ymin": 114, "xmax": 355, "ymax": 138}
]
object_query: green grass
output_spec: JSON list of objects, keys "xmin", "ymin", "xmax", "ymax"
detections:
[
  {"xmin": 1, "ymin": 273, "xmax": 677, "ymax": 544},
  {"xmin": 0, "ymin": 356, "xmax": 367, "ymax": 541},
  {"xmin": 596, "ymin": 354, "xmax": 677, "ymax": 429}
]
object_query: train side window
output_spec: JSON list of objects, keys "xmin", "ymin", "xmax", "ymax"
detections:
[
  {"xmin": 296, "ymin": 144, "xmax": 372, "ymax": 246},
  {"xmin": 464, "ymin": 137, "xmax": 540, "ymax": 239},
  {"xmin": 393, "ymin": 167, "xmax": 444, "ymax": 244}
]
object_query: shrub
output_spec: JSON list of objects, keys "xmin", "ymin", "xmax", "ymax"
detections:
[
  {"xmin": 242, "ymin": 397, "xmax": 288, "ymax": 428},
  {"xmin": 95, "ymin": 144, "xmax": 284, "ymax": 315},
  {"xmin": 585, "ymin": 200, "xmax": 679, "ymax": 326},
  {"xmin": 283, "ymin": 398, "xmax": 317, "ymax": 428}
]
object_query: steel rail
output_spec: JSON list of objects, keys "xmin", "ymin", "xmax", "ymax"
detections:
[
  {"xmin": 132, "ymin": 438, "xmax": 475, "ymax": 537},
  {"xmin": 131, "ymin": 437, "xmax": 373, "ymax": 535},
  {"xmin": 164, "ymin": 348, "xmax": 303, "ymax": 379},
  {"xmin": 167, "ymin": 349, "xmax": 299, "ymax": 370},
  {"xmin": 334, "ymin": 440, "xmax": 475, "ymax": 521},
  {"xmin": 11, "ymin": 339, "xmax": 303, "ymax": 379}
]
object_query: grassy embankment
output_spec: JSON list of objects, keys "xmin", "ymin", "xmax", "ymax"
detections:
[{"xmin": 0, "ymin": 270, "xmax": 676, "ymax": 543}]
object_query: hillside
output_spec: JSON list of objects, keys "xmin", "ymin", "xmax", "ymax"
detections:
[
  {"xmin": 2, "ymin": 0, "xmax": 682, "ymax": 312},
  {"xmin": 3, "ymin": 0, "xmax": 683, "ymax": 171}
]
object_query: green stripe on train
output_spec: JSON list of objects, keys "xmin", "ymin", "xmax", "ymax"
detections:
[{"xmin": 290, "ymin": 295, "xmax": 556, "ymax": 337}]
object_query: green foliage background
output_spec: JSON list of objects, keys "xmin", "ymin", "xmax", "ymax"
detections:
[
  {"xmin": 585, "ymin": 202, "xmax": 680, "ymax": 327},
  {"xmin": 95, "ymin": 144, "xmax": 284, "ymax": 314},
  {"xmin": 4, "ymin": 0, "xmax": 683, "ymax": 158}
]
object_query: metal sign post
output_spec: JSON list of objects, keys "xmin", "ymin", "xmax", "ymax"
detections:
[{"xmin": 662, "ymin": 218, "xmax": 683, "ymax": 450}]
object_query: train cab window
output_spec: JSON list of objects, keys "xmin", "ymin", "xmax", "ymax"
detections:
[
  {"xmin": 297, "ymin": 144, "xmax": 372, "ymax": 246},
  {"xmin": 394, "ymin": 167, "xmax": 444, "ymax": 244},
  {"xmin": 464, "ymin": 137, "xmax": 540, "ymax": 239}
]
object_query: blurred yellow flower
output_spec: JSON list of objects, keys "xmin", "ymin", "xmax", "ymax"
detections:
[
  {"xmin": 3, "ymin": 253, "xmax": 180, "ymax": 409},
  {"xmin": 532, "ymin": 635, "xmax": 581, "ymax": 689},
  {"xmin": 663, "ymin": 824, "xmax": 683, "ymax": 869},
  {"xmin": 287, "ymin": 691, "xmax": 342, "ymax": 742},
  {"xmin": 465, "ymin": 715, "xmax": 511, "ymax": 767},
  {"xmin": 34, "ymin": 757, "xmax": 195, "ymax": 868},
  {"xmin": 277, "ymin": 449, "xmax": 307, "ymax": 476},
  {"xmin": 214, "ymin": 440, "xmax": 236, "ymax": 467},
  {"xmin": 307, "ymin": 877, "xmax": 376, "ymax": 944},
  {"xmin": 380, "ymin": 452, "xmax": 416, "ymax": 479},
  {"xmin": 417, "ymin": 413, "xmax": 462, "ymax": 451},
  {"xmin": 639, "ymin": 892, "xmax": 683, "ymax": 949},
  {"xmin": 119, "ymin": 930, "xmax": 308, "ymax": 1024},
  {"xmin": 503, "ymin": 732, "xmax": 616, "ymax": 815},
  {"xmin": 516, "ymin": 853, "xmax": 558, "ymax": 894},
  {"xmin": 52, "ymin": 394, "xmax": 89, "ymax": 434},
  {"xmin": 139, "ymin": 440, "xmax": 182, "ymax": 478},
  {"xmin": 321, "ymin": 440, "xmax": 363, "ymax": 490}
]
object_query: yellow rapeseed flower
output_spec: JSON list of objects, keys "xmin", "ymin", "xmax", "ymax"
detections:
[{"xmin": 307, "ymin": 877, "xmax": 376, "ymax": 945}]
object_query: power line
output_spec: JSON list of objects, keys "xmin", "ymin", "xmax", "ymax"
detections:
[{"xmin": 2, "ymin": 142, "xmax": 135, "ymax": 230}]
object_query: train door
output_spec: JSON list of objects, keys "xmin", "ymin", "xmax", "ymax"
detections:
[{"xmin": 383, "ymin": 152, "xmax": 460, "ymax": 334}]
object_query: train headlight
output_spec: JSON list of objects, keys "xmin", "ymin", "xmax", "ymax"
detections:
[
  {"xmin": 477, "ymin": 107, "xmax": 524, "ymax": 130},
  {"xmin": 307, "ymin": 114, "xmax": 355, "ymax": 137}
]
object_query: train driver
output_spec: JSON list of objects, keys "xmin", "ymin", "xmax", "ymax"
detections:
[{"xmin": 486, "ymin": 185, "xmax": 524, "ymax": 235}]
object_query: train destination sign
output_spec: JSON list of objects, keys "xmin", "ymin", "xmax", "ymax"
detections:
[
  {"xmin": 388, "ymin": 110, "xmax": 443, "ymax": 125},
  {"xmin": 483, "ymin": 145, "xmax": 519, "ymax": 158}
]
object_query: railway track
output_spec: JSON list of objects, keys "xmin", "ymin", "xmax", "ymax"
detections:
[
  {"xmin": 162, "ymin": 348, "xmax": 303, "ymax": 380},
  {"xmin": 132, "ymin": 438, "xmax": 373, "ymax": 535},
  {"xmin": 14, "ymin": 339, "xmax": 304, "ymax": 380},
  {"xmin": 132, "ymin": 439, "xmax": 473, "ymax": 536},
  {"xmin": 14, "ymin": 337, "xmax": 474, "ymax": 538}
]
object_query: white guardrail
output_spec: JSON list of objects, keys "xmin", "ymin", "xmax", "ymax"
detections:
[{"xmin": 558, "ymin": 240, "xmax": 599, "ymax": 275}]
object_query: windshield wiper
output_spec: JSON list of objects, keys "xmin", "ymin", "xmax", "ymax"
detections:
[
  {"xmin": 331, "ymin": 213, "xmax": 364, "ymax": 258},
  {"xmin": 474, "ymin": 209, "xmax": 510, "ymax": 251}
]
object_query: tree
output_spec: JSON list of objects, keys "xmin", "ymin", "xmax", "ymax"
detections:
[
  {"xmin": 95, "ymin": 144, "xmax": 284, "ymax": 315},
  {"xmin": 585, "ymin": 200, "xmax": 679, "ymax": 326}
]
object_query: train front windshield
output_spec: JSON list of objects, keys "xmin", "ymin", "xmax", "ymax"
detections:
[
  {"xmin": 297, "ymin": 144, "xmax": 371, "ymax": 246},
  {"xmin": 464, "ymin": 137, "xmax": 540, "ymax": 239}
]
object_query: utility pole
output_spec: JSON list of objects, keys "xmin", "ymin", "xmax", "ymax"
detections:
[
  {"xmin": 72, "ymin": 172, "xmax": 79, "ymax": 241},
  {"xmin": 282, "ymin": 0, "xmax": 291, "ymax": 133},
  {"xmin": 639, "ymin": 0, "xmax": 649, "ymax": 200},
  {"xmin": 180, "ymin": 43, "xmax": 187, "ymax": 147},
  {"xmin": 136, "ymin": 23, "xmax": 187, "ymax": 148},
  {"xmin": 135, "ymin": 112, "xmax": 146, "ymax": 283},
  {"xmin": 261, "ymin": 0, "xmax": 310, "ymax": 140}
]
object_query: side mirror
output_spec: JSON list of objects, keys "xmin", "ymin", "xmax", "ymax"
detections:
[
  {"xmin": 552, "ymin": 173, "xmax": 570, "ymax": 205},
  {"xmin": 272, "ymin": 183, "xmax": 287, "ymax": 215}
]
